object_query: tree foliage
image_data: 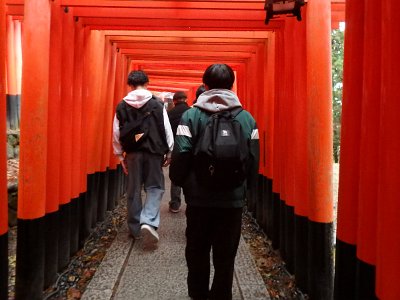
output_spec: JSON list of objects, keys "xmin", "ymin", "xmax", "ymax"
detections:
[{"xmin": 332, "ymin": 29, "xmax": 344, "ymax": 163}]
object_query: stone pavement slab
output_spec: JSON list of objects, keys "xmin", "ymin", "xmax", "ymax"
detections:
[{"xmin": 82, "ymin": 172, "xmax": 269, "ymax": 300}]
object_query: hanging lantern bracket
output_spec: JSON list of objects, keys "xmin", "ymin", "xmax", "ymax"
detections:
[{"xmin": 265, "ymin": 0, "xmax": 305, "ymax": 25}]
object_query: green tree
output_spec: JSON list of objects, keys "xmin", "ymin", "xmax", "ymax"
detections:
[{"xmin": 331, "ymin": 29, "xmax": 344, "ymax": 163}]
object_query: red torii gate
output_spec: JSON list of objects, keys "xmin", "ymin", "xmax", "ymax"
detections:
[{"xmin": 10, "ymin": 0, "xmax": 400, "ymax": 300}]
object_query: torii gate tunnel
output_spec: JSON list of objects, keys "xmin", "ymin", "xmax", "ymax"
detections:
[{"xmin": 0, "ymin": 0, "xmax": 399, "ymax": 299}]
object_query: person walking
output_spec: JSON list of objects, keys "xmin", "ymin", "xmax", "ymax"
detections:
[
  {"xmin": 113, "ymin": 70, "xmax": 174, "ymax": 249},
  {"xmin": 170, "ymin": 64, "xmax": 260, "ymax": 300},
  {"xmin": 167, "ymin": 91, "xmax": 190, "ymax": 213},
  {"xmin": 192, "ymin": 84, "xmax": 206, "ymax": 105}
]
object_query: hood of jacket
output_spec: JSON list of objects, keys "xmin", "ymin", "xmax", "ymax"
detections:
[
  {"xmin": 123, "ymin": 89, "xmax": 153, "ymax": 109},
  {"xmin": 193, "ymin": 89, "xmax": 242, "ymax": 113}
]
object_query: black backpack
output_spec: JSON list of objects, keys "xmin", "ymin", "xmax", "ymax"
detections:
[
  {"xmin": 118, "ymin": 100, "xmax": 155, "ymax": 153},
  {"xmin": 193, "ymin": 107, "xmax": 249, "ymax": 189}
]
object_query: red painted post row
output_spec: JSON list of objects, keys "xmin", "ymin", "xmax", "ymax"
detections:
[
  {"xmin": 10, "ymin": 1, "xmax": 127, "ymax": 297},
  {"xmin": 256, "ymin": 2, "xmax": 334, "ymax": 298},
  {"xmin": 377, "ymin": 2, "xmax": 400, "ymax": 298},
  {"xmin": 2, "ymin": 2, "xmax": 342, "ymax": 299},
  {"xmin": 335, "ymin": 0, "xmax": 400, "ymax": 298}
]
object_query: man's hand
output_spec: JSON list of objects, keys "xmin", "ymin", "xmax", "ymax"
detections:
[
  {"xmin": 162, "ymin": 152, "xmax": 172, "ymax": 167},
  {"xmin": 121, "ymin": 159, "xmax": 128, "ymax": 175}
]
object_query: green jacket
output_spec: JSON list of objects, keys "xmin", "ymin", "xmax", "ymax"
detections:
[{"xmin": 169, "ymin": 89, "xmax": 260, "ymax": 208}]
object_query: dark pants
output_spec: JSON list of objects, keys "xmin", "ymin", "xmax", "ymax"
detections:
[
  {"xmin": 170, "ymin": 182, "xmax": 182, "ymax": 207},
  {"xmin": 185, "ymin": 205, "xmax": 243, "ymax": 300}
]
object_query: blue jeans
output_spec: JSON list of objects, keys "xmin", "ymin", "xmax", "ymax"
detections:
[{"xmin": 125, "ymin": 151, "xmax": 165, "ymax": 237}]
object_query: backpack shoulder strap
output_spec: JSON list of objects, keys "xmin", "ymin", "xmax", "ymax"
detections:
[
  {"xmin": 229, "ymin": 106, "xmax": 243, "ymax": 118},
  {"xmin": 117, "ymin": 100, "xmax": 132, "ymax": 124}
]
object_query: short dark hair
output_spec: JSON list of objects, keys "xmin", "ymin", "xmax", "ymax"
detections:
[
  {"xmin": 173, "ymin": 91, "xmax": 187, "ymax": 102},
  {"xmin": 202, "ymin": 64, "xmax": 235, "ymax": 90},
  {"xmin": 195, "ymin": 84, "xmax": 206, "ymax": 99},
  {"xmin": 127, "ymin": 70, "xmax": 149, "ymax": 88}
]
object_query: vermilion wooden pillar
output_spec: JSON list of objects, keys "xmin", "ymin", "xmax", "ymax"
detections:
[
  {"xmin": 44, "ymin": 0, "xmax": 62, "ymax": 288},
  {"xmin": 58, "ymin": 6, "xmax": 75, "ymax": 271},
  {"xmin": 102, "ymin": 42, "xmax": 117, "ymax": 212},
  {"xmin": 14, "ymin": 20, "xmax": 21, "ymax": 100},
  {"xmin": 110, "ymin": 50, "xmax": 123, "ymax": 171},
  {"xmin": 73, "ymin": 19, "xmax": 84, "ymax": 198},
  {"xmin": 271, "ymin": 29, "xmax": 284, "ymax": 250},
  {"xmin": 6, "ymin": 18, "xmax": 19, "ymax": 129},
  {"xmin": 109, "ymin": 50, "xmax": 124, "ymax": 203},
  {"xmin": 90, "ymin": 31, "xmax": 105, "ymax": 227},
  {"xmin": 72, "ymin": 18, "xmax": 84, "ymax": 250},
  {"xmin": 306, "ymin": 0, "xmax": 334, "ymax": 299},
  {"xmin": 96, "ymin": 37, "xmax": 112, "ymax": 222},
  {"xmin": 77, "ymin": 25, "xmax": 91, "ymax": 228},
  {"xmin": 254, "ymin": 42, "xmax": 266, "ymax": 232},
  {"xmin": 0, "ymin": 1, "xmax": 9, "ymax": 299},
  {"xmin": 263, "ymin": 33, "xmax": 275, "ymax": 239},
  {"xmin": 377, "ymin": 1, "xmax": 400, "ymax": 298},
  {"xmin": 6, "ymin": 16, "xmax": 17, "ymax": 130},
  {"xmin": 15, "ymin": 0, "xmax": 51, "ymax": 298},
  {"xmin": 282, "ymin": 19, "xmax": 296, "ymax": 274},
  {"xmin": 334, "ymin": 0, "xmax": 364, "ymax": 298},
  {"xmin": 355, "ymin": 0, "xmax": 381, "ymax": 298},
  {"xmin": 292, "ymin": 13, "xmax": 309, "ymax": 293}
]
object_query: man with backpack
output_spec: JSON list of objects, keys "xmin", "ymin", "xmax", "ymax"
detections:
[
  {"xmin": 112, "ymin": 70, "xmax": 174, "ymax": 249},
  {"xmin": 167, "ymin": 91, "xmax": 190, "ymax": 213},
  {"xmin": 170, "ymin": 64, "xmax": 260, "ymax": 300}
]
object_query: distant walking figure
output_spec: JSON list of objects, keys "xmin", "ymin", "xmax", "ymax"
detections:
[{"xmin": 167, "ymin": 91, "xmax": 190, "ymax": 213}]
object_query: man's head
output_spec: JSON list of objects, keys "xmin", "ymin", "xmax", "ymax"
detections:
[
  {"xmin": 195, "ymin": 84, "xmax": 206, "ymax": 100},
  {"xmin": 127, "ymin": 70, "xmax": 149, "ymax": 89},
  {"xmin": 202, "ymin": 64, "xmax": 235, "ymax": 90},
  {"xmin": 173, "ymin": 91, "xmax": 187, "ymax": 104}
]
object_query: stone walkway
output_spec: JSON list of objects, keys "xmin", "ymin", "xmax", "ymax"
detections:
[{"xmin": 82, "ymin": 171, "xmax": 269, "ymax": 300}]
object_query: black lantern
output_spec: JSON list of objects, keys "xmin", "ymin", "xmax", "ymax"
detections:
[{"xmin": 265, "ymin": 0, "xmax": 305, "ymax": 24}]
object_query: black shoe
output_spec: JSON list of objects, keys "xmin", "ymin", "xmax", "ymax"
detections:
[{"xmin": 169, "ymin": 202, "xmax": 181, "ymax": 213}]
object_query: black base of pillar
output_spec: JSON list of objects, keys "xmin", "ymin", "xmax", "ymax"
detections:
[
  {"xmin": 294, "ymin": 214, "xmax": 308, "ymax": 293},
  {"xmin": 334, "ymin": 239, "xmax": 357, "ymax": 299},
  {"xmin": 284, "ymin": 205, "xmax": 295, "ymax": 274},
  {"xmin": 271, "ymin": 192, "xmax": 281, "ymax": 249},
  {"xmin": 58, "ymin": 203, "xmax": 71, "ymax": 271},
  {"xmin": 356, "ymin": 259, "xmax": 377, "ymax": 299},
  {"xmin": 246, "ymin": 175, "xmax": 257, "ymax": 215},
  {"xmin": 107, "ymin": 169, "xmax": 116, "ymax": 211},
  {"xmin": 86, "ymin": 173, "xmax": 96, "ymax": 229},
  {"xmin": 0, "ymin": 232, "xmax": 8, "ymax": 300},
  {"xmin": 279, "ymin": 198, "xmax": 287, "ymax": 260},
  {"xmin": 6, "ymin": 94, "xmax": 20, "ymax": 130},
  {"xmin": 91, "ymin": 173, "xmax": 100, "ymax": 228},
  {"xmin": 70, "ymin": 197, "xmax": 80, "ymax": 256},
  {"xmin": 308, "ymin": 220, "xmax": 334, "ymax": 300},
  {"xmin": 15, "ymin": 217, "xmax": 45, "ymax": 300},
  {"xmin": 78, "ymin": 192, "xmax": 90, "ymax": 248},
  {"xmin": 255, "ymin": 175, "xmax": 264, "ymax": 229},
  {"xmin": 97, "ymin": 171, "xmax": 109, "ymax": 222},
  {"xmin": 264, "ymin": 177, "xmax": 273, "ymax": 238},
  {"xmin": 44, "ymin": 211, "xmax": 59, "ymax": 288}
]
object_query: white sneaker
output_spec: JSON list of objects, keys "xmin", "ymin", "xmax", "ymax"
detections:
[{"xmin": 140, "ymin": 224, "xmax": 159, "ymax": 249}]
